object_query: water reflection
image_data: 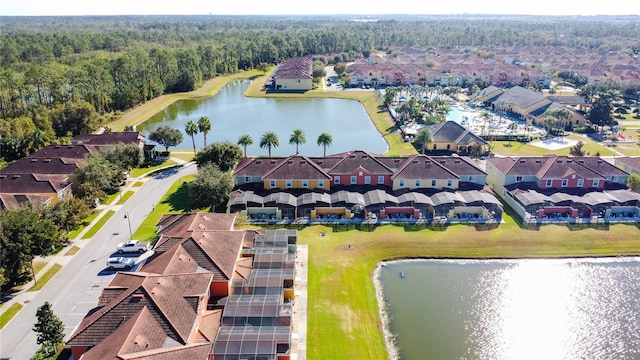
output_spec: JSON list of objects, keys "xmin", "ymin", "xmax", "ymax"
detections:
[
  {"xmin": 378, "ymin": 259, "xmax": 640, "ymax": 360},
  {"xmin": 138, "ymin": 80, "xmax": 388, "ymax": 156}
]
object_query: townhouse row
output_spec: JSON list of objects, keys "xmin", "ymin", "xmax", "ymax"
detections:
[
  {"xmin": 231, "ymin": 150, "xmax": 640, "ymax": 224},
  {"xmin": 231, "ymin": 150, "xmax": 503, "ymax": 221},
  {"xmin": 486, "ymin": 155, "xmax": 640, "ymax": 221}
]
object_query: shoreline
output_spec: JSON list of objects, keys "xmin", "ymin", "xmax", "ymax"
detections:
[{"xmin": 373, "ymin": 262, "xmax": 400, "ymax": 360}]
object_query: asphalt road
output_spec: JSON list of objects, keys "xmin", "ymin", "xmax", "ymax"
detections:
[{"xmin": 0, "ymin": 162, "xmax": 196, "ymax": 360}]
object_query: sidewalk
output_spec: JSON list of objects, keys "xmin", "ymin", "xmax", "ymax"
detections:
[{"xmin": 0, "ymin": 157, "xmax": 188, "ymax": 322}]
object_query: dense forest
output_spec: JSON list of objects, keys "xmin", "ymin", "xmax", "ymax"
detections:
[{"xmin": 1, "ymin": 15, "xmax": 639, "ymax": 162}]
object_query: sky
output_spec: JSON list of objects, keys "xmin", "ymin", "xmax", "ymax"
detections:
[{"xmin": 2, "ymin": 0, "xmax": 639, "ymax": 17}]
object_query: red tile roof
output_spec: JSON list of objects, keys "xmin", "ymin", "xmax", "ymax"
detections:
[
  {"xmin": 263, "ymin": 155, "xmax": 331, "ymax": 180},
  {"xmin": 156, "ymin": 213, "xmax": 236, "ymax": 237},
  {"xmin": 66, "ymin": 272, "xmax": 212, "ymax": 347}
]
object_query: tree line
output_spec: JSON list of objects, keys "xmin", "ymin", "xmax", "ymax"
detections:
[{"xmin": 1, "ymin": 15, "xmax": 639, "ymax": 163}]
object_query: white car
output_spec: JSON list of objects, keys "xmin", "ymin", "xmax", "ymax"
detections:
[{"xmin": 106, "ymin": 257, "xmax": 136, "ymax": 270}]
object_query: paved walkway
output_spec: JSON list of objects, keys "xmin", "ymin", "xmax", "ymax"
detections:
[{"xmin": 0, "ymin": 157, "xmax": 189, "ymax": 323}]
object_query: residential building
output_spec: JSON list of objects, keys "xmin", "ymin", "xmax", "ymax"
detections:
[
  {"xmin": 426, "ymin": 120, "xmax": 488, "ymax": 153},
  {"xmin": 486, "ymin": 155, "xmax": 640, "ymax": 221},
  {"xmin": 272, "ymin": 57, "xmax": 313, "ymax": 91}
]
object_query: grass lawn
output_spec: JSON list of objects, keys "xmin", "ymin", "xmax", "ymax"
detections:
[
  {"xmin": 132, "ymin": 181, "xmax": 144, "ymax": 187},
  {"xmin": 295, "ymin": 215, "xmax": 640, "ymax": 359},
  {"xmin": 0, "ymin": 303, "xmax": 23, "ymax": 329},
  {"xmin": 170, "ymin": 151, "xmax": 196, "ymax": 163},
  {"xmin": 130, "ymin": 160, "xmax": 178, "ymax": 178},
  {"xmin": 82, "ymin": 210, "xmax": 116, "ymax": 239},
  {"xmin": 119, "ymin": 190, "xmax": 135, "ymax": 203},
  {"xmin": 64, "ymin": 246, "xmax": 81, "ymax": 256},
  {"xmin": 28, "ymin": 263, "xmax": 63, "ymax": 292},
  {"xmin": 132, "ymin": 174, "xmax": 196, "ymax": 242},
  {"xmin": 66, "ymin": 211, "xmax": 99, "ymax": 240}
]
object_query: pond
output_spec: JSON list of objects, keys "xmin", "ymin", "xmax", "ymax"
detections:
[
  {"xmin": 138, "ymin": 80, "xmax": 388, "ymax": 157},
  {"xmin": 377, "ymin": 258, "xmax": 640, "ymax": 359}
]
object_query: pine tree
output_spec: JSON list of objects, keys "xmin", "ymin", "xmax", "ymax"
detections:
[{"xmin": 33, "ymin": 302, "xmax": 65, "ymax": 355}]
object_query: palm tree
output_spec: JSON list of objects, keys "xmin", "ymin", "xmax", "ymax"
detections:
[
  {"xmin": 316, "ymin": 132, "xmax": 333, "ymax": 157},
  {"xmin": 289, "ymin": 129, "xmax": 306, "ymax": 154},
  {"xmin": 543, "ymin": 107, "xmax": 573, "ymax": 143},
  {"xmin": 197, "ymin": 116, "xmax": 211, "ymax": 148},
  {"xmin": 479, "ymin": 111, "xmax": 492, "ymax": 137},
  {"xmin": 414, "ymin": 128, "xmax": 433, "ymax": 154},
  {"xmin": 260, "ymin": 131, "xmax": 280, "ymax": 156},
  {"xmin": 237, "ymin": 134, "xmax": 253, "ymax": 157},
  {"xmin": 185, "ymin": 120, "xmax": 199, "ymax": 155}
]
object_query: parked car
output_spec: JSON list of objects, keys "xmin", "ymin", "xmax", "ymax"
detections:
[
  {"xmin": 106, "ymin": 257, "xmax": 136, "ymax": 270},
  {"xmin": 116, "ymin": 240, "xmax": 150, "ymax": 254}
]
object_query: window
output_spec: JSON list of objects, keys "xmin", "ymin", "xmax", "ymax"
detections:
[
  {"xmin": 350, "ymin": 176, "xmax": 357, "ymax": 184},
  {"xmin": 270, "ymin": 180, "xmax": 276, "ymax": 188},
  {"xmin": 577, "ymin": 178, "xmax": 584, "ymax": 187},
  {"xmin": 593, "ymin": 179, "xmax": 600, "ymax": 187},
  {"xmin": 431, "ymin": 179, "xmax": 436, "ymax": 187},
  {"xmin": 516, "ymin": 176, "xmax": 523, "ymax": 182},
  {"xmin": 546, "ymin": 179, "xmax": 552, "ymax": 187},
  {"xmin": 562, "ymin": 179, "xmax": 568, "ymax": 187},
  {"xmin": 446, "ymin": 144, "xmax": 451, "ymax": 150},
  {"xmin": 334, "ymin": 176, "xmax": 340, "ymax": 184},
  {"xmin": 415, "ymin": 179, "xmax": 421, "ymax": 187},
  {"xmin": 302, "ymin": 180, "xmax": 308, "ymax": 188},
  {"xmin": 286, "ymin": 179, "xmax": 292, "ymax": 188},
  {"xmin": 447, "ymin": 179, "xmax": 453, "ymax": 187},
  {"xmin": 469, "ymin": 176, "xmax": 475, "ymax": 182},
  {"xmin": 245, "ymin": 176, "xmax": 251, "ymax": 182},
  {"xmin": 364, "ymin": 176, "xmax": 371, "ymax": 184},
  {"xmin": 399, "ymin": 179, "xmax": 405, "ymax": 187},
  {"xmin": 319, "ymin": 180, "xmax": 324, "ymax": 188},
  {"xmin": 378, "ymin": 176, "xmax": 384, "ymax": 184}
]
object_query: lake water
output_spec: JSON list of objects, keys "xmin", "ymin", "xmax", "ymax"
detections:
[
  {"xmin": 377, "ymin": 258, "xmax": 640, "ymax": 360},
  {"xmin": 138, "ymin": 80, "xmax": 388, "ymax": 157}
]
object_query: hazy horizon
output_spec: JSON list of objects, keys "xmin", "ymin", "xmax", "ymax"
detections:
[{"xmin": 2, "ymin": 0, "xmax": 638, "ymax": 17}]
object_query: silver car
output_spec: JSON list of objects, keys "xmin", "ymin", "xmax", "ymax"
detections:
[{"xmin": 106, "ymin": 257, "xmax": 136, "ymax": 270}]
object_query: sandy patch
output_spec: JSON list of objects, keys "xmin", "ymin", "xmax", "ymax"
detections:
[{"xmin": 529, "ymin": 137, "xmax": 577, "ymax": 150}]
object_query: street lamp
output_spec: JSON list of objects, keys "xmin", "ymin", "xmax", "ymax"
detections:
[{"xmin": 124, "ymin": 212, "xmax": 133, "ymax": 240}]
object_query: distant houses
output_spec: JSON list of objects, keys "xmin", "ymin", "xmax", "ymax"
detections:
[{"xmin": 271, "ymin": 57, "xmax": 313, "ymax": 91}]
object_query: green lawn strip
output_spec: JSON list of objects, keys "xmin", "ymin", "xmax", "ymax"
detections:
[
  {"xmin": 120, "ymin": 190, "xmax": 135, "ymax": 203},
  {"xmin": 297, "ymin": 218, "xmax": 640, "ymax": 359},
  {"xmin": 81, "ymin": 210, "xmax": 116, "ymax": 239},
  {"xmin": 132, "ymin": 181, "xmax": 144, "ymax": 187},
  {"xmin": 64, "ymin": 246, "xmax": 81, "ymax": 256},
  {"xmin": 105, "ymin": 191, "xmax": 121, "ymax": 205},
  {"xmin": 0, "ymin": 303, "xmax": 24, "ymax": 329},
  {"xmin": 28, "ymin": 263, "xmax": 63, "ymax": 292},
  {"xmin": 32, "ymin": 261, "xmax": 47, "ymax": 275},
  {"xmin": 491, "ymin": 133, "xmax": 617, "ymax": 157},
  {"xmin": 132, "ymin": 174, "xmax": 196, "ymax": 243},
  {"xmin": 130, "ymin": 160, "xmax": 178, "ymax": 178},
  {"xmin": 169, "ymin": 151, "xmax": 195, "ymax": 163},
  {"xmin": 66, "ymin": 211, "xmax": 99, "ymax": 240}
]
